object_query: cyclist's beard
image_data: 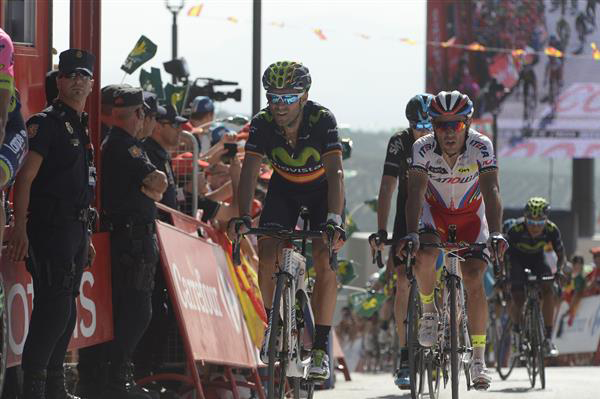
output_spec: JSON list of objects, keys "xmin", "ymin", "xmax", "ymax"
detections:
[{"xmin": 274, "ymin": 104, "xmax": 303, "ymax": 130}]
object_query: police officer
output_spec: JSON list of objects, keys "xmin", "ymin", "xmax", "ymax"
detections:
[
  {"xmin": 8, "ymin": 48, "xmax": 97, "ymax": 399},
  {"xmin": 100, "ymin": 86, "xmax": 167, "ymax": 399}
]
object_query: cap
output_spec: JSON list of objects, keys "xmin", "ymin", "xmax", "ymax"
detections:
[
  {"xmin": 58, "ymin": 49, "xmax": 95, "ymax": 76},
  {"xmin": 591, "ymin": 247, "xmax": 600, "ymax": 256},
  {"xmin": 157, "ymin": 104, "xmax": 188, "ymax": 124},
  {"xmin": 210, "ymin": 124, "xmax": 232, "ymax": 146},
  {"xmin": 101, "ymin": 84, "xmax": 127, "ymax": 105},
  {"xmin": 190, "ymin": 96, "xmax": 214, "ymax": 114},
  {"xmin": 143, "ymin": 91, "xmax": 166, "ymax": 115},
  {"xmin": 172, "ymin": 152, "xmax": 209, "ymax": 177},
  {"xmin": 45, "ymin": 70, "xmax": 59, "ymax": 105},
  {"xmin": 111, "ymin": 86, "xmax": 145, "ymax": 108}
]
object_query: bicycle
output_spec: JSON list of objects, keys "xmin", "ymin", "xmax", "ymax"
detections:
[
  {"xmin": 232, "ymin": 220, "xmax": 338, "ymax": 399},
  {"xmin": 521, "ymin": 268, "xmax": 554, "ymax": 390},
  {"xmin": 372, "ymin": 238, "xmax": 426, "ymax": 399},
  {"xmin": 417, "ymin": 226, "xmax": 498, "ymax": 399},
  {"xmin": 0, "ymin": 274, "xmax": 7, "ymax": 397}
]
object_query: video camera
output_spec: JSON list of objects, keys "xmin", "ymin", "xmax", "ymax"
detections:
[{"xmin": 188, "ymin": 77, "xmax": 242, "ymax": 103}]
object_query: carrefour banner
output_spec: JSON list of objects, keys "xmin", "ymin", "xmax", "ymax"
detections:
[{"xmin": 426, "ymin": 0, "xmax": 600, "ymax": 158}]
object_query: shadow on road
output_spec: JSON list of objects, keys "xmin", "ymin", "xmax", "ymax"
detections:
[
  {"xmin": 367, "ymin": 394, "xmax": 412, "ymax": 399},
  {"xmin": 489, "ymin": 387, "xmax": 535, "ymax": 394}
]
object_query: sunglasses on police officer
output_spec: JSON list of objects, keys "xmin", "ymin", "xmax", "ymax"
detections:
[
  {"xmin": 58, "ymin": 71, "xmax": 92, "ymax": 81},
  {"xmin": 433, "ymin": 120, "xmax": 466, "ymax": 132},
  {"xmin": 266, "ymin": 92, "xmax": 304, "ymax": 105}
]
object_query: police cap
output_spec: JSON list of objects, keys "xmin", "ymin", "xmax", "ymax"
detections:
[
  {"xmin": 157, "ymin": 104, "xmax": 187, "ymax": 124},
  {"xmin": 111, "ymin": 86, "xmax": 147, "ymax": 108},
  {"xmin": 101, "ymin": 84, "xmax": 127, "ymax": 105},
  {"xmin": 58, "ymin": 49, "xmax": 95, "ymax": 76},
  {"xmin": 143, "ymin": 91, "xmax": 166, "ymax": 116}
]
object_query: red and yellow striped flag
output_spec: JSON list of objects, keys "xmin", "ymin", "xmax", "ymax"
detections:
[
  {"xmin": 227, "ymin": 16, "xmax": 239, "ymax": 23},
  {"xmin": 545, "ymin": 46, "xmax": 563, "ymax": 58},
  {"xmin": 187, "ymin": 4, "xmax": 203, "ymax": 17},
  {"xmin": 467, "ymin": 42, "xmax": 486, "ymax": 51},
  {"xmin": 314, "ymin": 28, "xmax": 327, "ymax": 41},
  {"xmin": 591, "ymin": 42, "xmax": 600, "ymax": 60}
]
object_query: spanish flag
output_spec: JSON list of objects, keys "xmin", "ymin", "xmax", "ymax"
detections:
[
  {"xmin": 545, "ymin": 46, "xmax": 563, "ymax": 58},
  {"xmin": 592, "ymin": 42, "xmax": 600, "ymax": 61},
  {"xmin": 314, "ymin": 28, "xmax": 327, "ymax": 41},
  {"xmin": 187, "ymin": 4, "xmax": 203, "ymax": 17}
]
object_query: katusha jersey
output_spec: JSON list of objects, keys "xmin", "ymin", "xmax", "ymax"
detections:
[
  {"xmin": 411, "ymin": 129, "xmax": 497, "ymax": 213},
  {"xmin": 245, "ymin": 100, "xmax": 342, "ymax": 190}
]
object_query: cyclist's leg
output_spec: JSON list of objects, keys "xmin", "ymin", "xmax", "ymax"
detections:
[
  {"xmin": 534, "ymin": 260, "xmax": 559, "ymax": 354},
  {"xmin": 414, "ymin": 203, "xmax": 441, "ymax": 316},
  {"xmin": 392, "ymin": 255, "xmax": 409, "ymax": 349}
]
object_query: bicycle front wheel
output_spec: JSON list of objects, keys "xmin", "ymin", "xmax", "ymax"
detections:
[
  {"xmin": 267, "ymin": 274, "xmax": 289, "ymax": 399},
  {"xmin": 448, "ymin": 275, "xmax": 460, "ymax": 399},
  {"xmin": 533, "ymin": 303, "xmax": 546, "ymax": 389},
  {"xmin": 407, "ymin": 283, "xmax": 425, "ymax": 399},
  {"xmin": 524, "ymin": 306, "xmax": 537, "ymax": 389},
  {"xmin": 496, "ymin": 317, "xmax": 517, "ymax": 380}
]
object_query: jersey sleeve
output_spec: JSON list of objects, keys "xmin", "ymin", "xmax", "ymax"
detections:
[
  {"xmin": 245, "ymin": 112, "xmax": 268, "ymax": 157},
  {"xmin": 0, "ymin": 31, "xmax": 15, "ymax": 91},
  {"xmin": 318, "ymin": 109, "xmax": 342, "ymax": 157},
  {"xmin": 410, "ymin": 137, "xmax": 432, "ymax": 173},
  {"xmin": 472, "ymin": 134, "xmax": 497, "ymax": 174},
  {"xmin": 383, "ymin": 134, "xmax": 404, "ymax": 177},
  {"xmin": 26, "ymin": 113, "xmax": 56, "ymax": 159},
  {"xmin": 548, "ymin": 223, "xmax": 564, "ymax": 253}
]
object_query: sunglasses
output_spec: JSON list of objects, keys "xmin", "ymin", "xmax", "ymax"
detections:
[
  {"xmin": 59, "ymin": 71, "xmax": 92, "ymax": 81},
  {"xmin": 266, "ymin": 92, "xmax": 304, "ymax": 105},
  {"xmin": 433, "ymin": 120, "xmax": 466, "ymax": 131},
  {"xmin": 160, "ymin": 121, "xmax": 181, "ymax": 129},
  {"xmin": 411, "ymin": 121, "xmax": 433, "ymax": 131},
  {"xmin": 525, "ymin": 217, "xmax": 547, "ymax": 227}
]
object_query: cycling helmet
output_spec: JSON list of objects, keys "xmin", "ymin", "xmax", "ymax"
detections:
[
  {"xmin": 524, "ymin": 197, "xmax": 550, "ymax": 218},
  {"xmin": 429, "ymin": 90, "xmax": 474, "ymax": 120},
  {"xmin": 406, "ymin": 93, "xmax": 433, "ymax": 128},
  {"xmin": 262, "ymin": 61, "xmax": 311, "ymax": 91}
]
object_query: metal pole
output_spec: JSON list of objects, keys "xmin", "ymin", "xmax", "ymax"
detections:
[
  {"xmin": 252, "ymin": 0, "xmax": 262, "ymax": 116},
  {"xmin": 172, "ymin": 11, "xmax": 177, "ymax": 83},
  {"xmin": 492, "ymin": 111, "xmax": 498, "ymax": 162}
]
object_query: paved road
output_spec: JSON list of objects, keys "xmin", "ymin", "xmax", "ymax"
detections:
[{"xmin": 316, "ymin": 367, "xmax": 600, "ymax": 399}]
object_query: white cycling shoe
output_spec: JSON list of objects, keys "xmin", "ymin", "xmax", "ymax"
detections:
[
  {"xmin": 418, "ymin": 313, "xmax": 439, "ymax": 347},
  {"xmin": 471, "ymin": 361, "xmax": 492, "ymax": 390}
]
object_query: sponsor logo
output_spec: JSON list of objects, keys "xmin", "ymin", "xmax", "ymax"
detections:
[
  {"xmin": 418, "ymin": 143, "xmax": 434, "ymax": 157},
  {"xmin": 428, "ymin": 166, "xmax": 448, "ymax": 174},
  {"xmin": 431, "ymin": 174, "xmax": 478, "ymax": 184},
  {"xmin": 271, "ymin": 146, "xmax": 320, "ymax": 167}
]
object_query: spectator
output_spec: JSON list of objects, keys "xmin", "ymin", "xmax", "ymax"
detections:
[
  {"xmin": 100, "ymin": 86, "xmax": 167, "ymax": 399},
  {"xmin": 138, "ymin": 91, "xmax": 164, "ymax": 140},
  {"xmin": 585, "ymin": 247, "xmax": 600, "ymax": 296},
  {"xmin": 8, "ymin": 48, "xmax": 97, "ymax": 399},
  {"xmin": 142, "ymin": 104, "xmax": 185, "ymax": 215},
  {"xmin": 565, "ymin": 255, "xmax": 586, "ymax": 323},
  {"xmin": 45, "ymin": 70, "xmax": 59, "ymax": 106},
  {"xmin": 183, "ymin": 95, "xmax": 214, "ymax": 152}
]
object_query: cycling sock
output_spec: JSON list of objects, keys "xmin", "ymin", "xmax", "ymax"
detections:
[
  {"xmin": 313, "ymin": 324, "xmax": 331, "ymax": 352},
  {"xmin": 419, "ymin": 290, "xmax": 435, "ymax": 313},
  {"xmin": 545, "ymin": 326, "xmax": 553, "ymax": 339},
  {"xmin": 471, "ymin": 335, "xmax": 486, "ymax": 362}
]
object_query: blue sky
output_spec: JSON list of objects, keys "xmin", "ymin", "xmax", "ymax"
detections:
[{"xmin": 53, "ymin": 0, "xmax": 427, "ymax": 131}]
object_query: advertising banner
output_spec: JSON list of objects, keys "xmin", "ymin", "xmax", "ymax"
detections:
[
  {"xmin": 2, "ymin": 232, "xmax": 113, "ymax": 367},
  {"xmin": 554, "ymin": 295, "xmax": 600, "ymax": 354},
  {"xmin": 156, "ymin": 221, "xmax": 258, "ymax": 368},
  {"xmin": 426, "ymin": 0, "xmax": 600, "ymax": 158}
]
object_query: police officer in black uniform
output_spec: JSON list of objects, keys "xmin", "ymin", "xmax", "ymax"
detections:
[
  {"xmin": 100, "ymin": 86, "xmax": 167, "ymax": 399},
  {"xmin": 8, "ymin": 48, "xmax": 97, "ymax": 399}
]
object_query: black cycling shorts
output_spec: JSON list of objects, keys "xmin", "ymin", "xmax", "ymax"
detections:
[
  {"xmin": 259, "ymin": 181, "xmax": 328, "ymax": 231},
  {"xmin": 509, "ymin": 254, "xmax": 552, "ymax": 291}
]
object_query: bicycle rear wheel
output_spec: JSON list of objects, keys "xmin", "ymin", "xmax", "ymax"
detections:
[
  {"xmin": 449, "ymin": 275, "xmax": 460, "ymax": 399},
  {"xmin": 496, "ymin": 317, "xmax": 517, "ymax": 380},
  {"xmin": 533, "ymin": 303, "xmax": 546, "ymax": 389},
  {"xmin": 407, "ymin": 283, "xmax": 425, "ymax": 399},
  {"xmin": 267, "ymin": 274, "xmax": 288, "ymax": 399}
]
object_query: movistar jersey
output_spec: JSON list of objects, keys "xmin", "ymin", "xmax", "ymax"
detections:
[
  {"xmin": 506, "ymin": 218, "xmax": 563, "ymax": 257},
  {"xmin": 245, "ymin": 101, "xmax": 342, "ymax": 190}
]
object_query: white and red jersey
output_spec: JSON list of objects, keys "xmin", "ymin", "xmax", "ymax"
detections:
[{"xmin": 411, "ymin": 129, "xmax": 497, "ymax": 214}]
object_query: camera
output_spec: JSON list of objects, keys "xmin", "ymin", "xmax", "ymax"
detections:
[{"xmin": 187, "ymin": 78, "xmax": 241, "ymax": 105}]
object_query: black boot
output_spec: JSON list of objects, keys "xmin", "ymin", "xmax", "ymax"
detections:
[
  {"xmin": 102, "ymin": 361, "xmax": 154, "ymax": 399},
  {"xmin": 46, "ymin": 367, "xmax": 81, "ymax": 399},
  {"xmin": 23, "ymin": 369, "xmax": 47, "ymax": 399}
]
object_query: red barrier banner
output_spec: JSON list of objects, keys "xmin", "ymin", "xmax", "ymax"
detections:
[
  {"xmin": 156, "ymin": 221, "xmax": 258, "ymax": 368},
  {"xmin": 1, "ymin": 232, "xmax": 113, "ymax": 367}
]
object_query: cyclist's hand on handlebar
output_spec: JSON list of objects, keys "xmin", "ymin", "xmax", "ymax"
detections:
[
  {"xmin": 324, "ymin": 219, "xmax": 346, "ymax": 252},
  {"xmin": 395, "ymin": 232, "xmax": 420, "ymax": 258},
  {"xmin": 488, "ymin": 232, "xmax": 508, "ymax": 259},
  {"xmin": 227, "ymin": 215, "xmax": 252, "ymax": 240},
  {"xmin": 368, "ymin": 229, "xmax": 387, "ymax": 255}
]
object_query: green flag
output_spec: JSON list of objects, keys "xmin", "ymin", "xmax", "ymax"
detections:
[
  {"xmin": 349, "ymin": 291, "xmax": 386, "ymax": 318},
  {"xmin": 139, "ymin": 67, "xmax": 165, "ymax": 100},
  {"xmin": 164, "ymin": 83, "xmax": 188, "ymax": 113},
  {"xmin": 337, "ymin": 259, "xmax": 357, "ymax": 285},
  {"xmin": 120, "ymin": 35, "xmax": 157, "ymax": 74}
]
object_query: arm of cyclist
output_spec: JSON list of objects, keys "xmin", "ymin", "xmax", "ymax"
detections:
[
  {"xmin": 479, "ymin": 169, "xmax": 507, "ymax": 257},
  {"xmin": 370, "ymin": 175, "xmax": 397, "ymax": 254},
  {"xmin": 323, "ymin": 151, "xmax": 345, "ymax": 251},
  {"xmin": 398, "ymin": 168, "xmax": 429, "ymax": 256},
  {"xmin": 229, "ymin": 152, "xmax": 261, "ymax": 238}
]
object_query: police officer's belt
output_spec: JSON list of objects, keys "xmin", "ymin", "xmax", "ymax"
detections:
[
  {"xmin": 104, "ymin": 220, "xmax": 156, "ymax": 235},
  {"xmin": 29, "ymin": 197, "xmax": 95, "ymax": 223}
]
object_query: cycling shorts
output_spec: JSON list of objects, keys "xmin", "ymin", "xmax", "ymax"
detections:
[
  {"xmin": 509, "ymin": 254, "xmax": 552, "ymax": 291},
  {"xmin": 419, "ymin": 201, "xmax": 489, "ymax": 261},
  {"xmin": 0, "ymin": 126, "xmax": 28, "ymax": 188},
  {"xmin": 259, "ymin": 181, "xmax": 328, "ymax": 232}
]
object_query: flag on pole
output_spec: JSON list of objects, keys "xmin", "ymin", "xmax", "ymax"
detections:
[
  {"xmin": 591, "ymin": 42, "xmax": 600, "ymax": 60},
  {"xmin": 139, "ymin": 67, "xmax": 165, "ymax": 100},
  {"xmin": 164, "ymin": 83, "xmax": 188, "ymax": 113},
  {"xmin": 227, "ymin": 16, "xmax": 239, "ymax": 23},
  {"xmin": 187, "ymin": 4, "xmax": 203, "ymax": 17},
  {"xmin": 120, "ymin": 35, "xmax": 157, "ymax": 74},
  {"xmin": 313, "ymin": 28, "xmax": 327, "ymax": 41}
]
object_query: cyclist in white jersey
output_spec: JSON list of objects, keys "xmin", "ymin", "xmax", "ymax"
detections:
[{"xmin": 397, "ymin": 90, "xmax": 507, "ymax": 391}]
